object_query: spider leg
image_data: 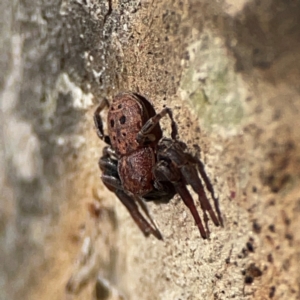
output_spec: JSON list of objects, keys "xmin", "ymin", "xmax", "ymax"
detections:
[
  {"xmin": 98, "ymin": 149, "xmax": 118, "ymax": 178},
  {"xmin": 176, "ymin": 184, "xmax": 207, "ymax": 239},
  {"xmin": 154, "ymin": 161, "xmax": 207, "ymax": 239},
  {"xmin": 155, "ymin": 139, "xmax": 221, "ymax": 237},
  {"xmin": 94, "ymin": 98, "xmax": 111, "ymax": 145},
  {"xmin": 102, "ymin": 145, "xmax": 118, "ymax": 160},
  {"xmin": 136, "ymin": 107, "xmax": 178, "ymax": 144},
  {"xmin": 99, "ymin": 155, "xmax": 162, "ymax": 240},
  {"xmin": 119, "ymin": 195, "xmax": 163, "ymax": 239},
  {"xmin": 197, "ymin": 160, "xmax": 223, "ymax": 227},
  {"xmin": 135, "ymin": 196, "xmax": 163, "ymax": 238},
  {"xmin": 182, "ymin": 151, "xmax": 222, "ymax": 227},
  {"xmin": 180, "ymin": 164, "xmax": 220, "ymax": 227},
  {"xmin": 116, "ymin": 191, "xmax": 163, "ymax": 240}
]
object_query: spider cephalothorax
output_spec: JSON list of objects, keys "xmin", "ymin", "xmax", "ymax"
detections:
[{"xmin": 94, "ymin": 92, "xmax": 220, "ymax": 240}]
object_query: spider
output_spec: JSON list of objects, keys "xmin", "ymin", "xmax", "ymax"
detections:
[{"xmin": 94, "ymin": 92, "xmax": 220, "ymax": 240}]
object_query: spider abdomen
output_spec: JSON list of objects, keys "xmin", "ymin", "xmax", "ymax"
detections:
[{"xmin": 118, "ymin": 146, "xmax": 155, "ymax": 196}]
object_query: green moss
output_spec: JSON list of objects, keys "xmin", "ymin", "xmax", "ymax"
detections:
[{"xmin": 189, "ymin": 89, "xmax": 209, "ymax": 117}]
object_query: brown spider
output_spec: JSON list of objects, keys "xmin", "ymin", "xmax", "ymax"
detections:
[{"xmin": 94, "ymin": 92, "xmax": 220, "ymax": 240}]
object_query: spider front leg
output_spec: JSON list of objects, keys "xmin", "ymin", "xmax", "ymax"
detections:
[
  {"xmin": 99, "ymin": 152, "xmax": 163, "ymax": 240},
  {"xmin": 136, "ymin": 107, "xmax": 178, "ymax": 144},
  {"xmin": 94, "ymin": 98, "xmax": 111, "ymax": 145}
]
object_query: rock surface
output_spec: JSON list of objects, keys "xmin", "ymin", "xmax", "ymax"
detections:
[{"xmin": 0, "ymin": 1, "xmax": 300, "ymax": 299}]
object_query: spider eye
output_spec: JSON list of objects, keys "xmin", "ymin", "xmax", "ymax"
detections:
[{"xmin": 119, "ymin": 115, "xmax": 126, "ymax": 124}]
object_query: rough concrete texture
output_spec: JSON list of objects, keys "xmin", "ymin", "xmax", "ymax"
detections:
[{"xmin": 0, "ymin": 0, "xmax": 300, "ymax": 300}]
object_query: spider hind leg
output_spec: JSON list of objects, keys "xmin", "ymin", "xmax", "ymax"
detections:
[{"xmin": 154, "ymin": 139, "xmax": 220, "ymax": 238}]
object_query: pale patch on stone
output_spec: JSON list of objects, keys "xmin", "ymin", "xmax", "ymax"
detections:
[
  {"xmin": 223, "ymin": 0, "xmax": 250, "ymax": 16},
  {"xmin": 5, "ymin": 117, "xmax": 42, "ymax": 181},
  {"xmin": 179, "ymin": 29, "xmax": 248, "ymax": 136},
  {"xmin": 55, "ymin": 73, "xmax": 94, "ymax": 109},
  {"xmin": 0, "ymin": 35, "xmax": 42, "ymax": 181},
  {"xmin": 0, "ymin": 35, "xmax": 23, "ymax": 113},
  {"xmin": 55, "ymin": 134, "xmax": 86, "ymax": 149}
]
